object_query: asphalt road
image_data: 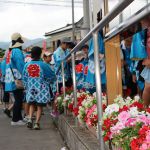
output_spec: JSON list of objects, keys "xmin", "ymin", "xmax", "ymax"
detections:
[{"xmin": 0, "ymin": 107, "xmax": 66, "ymax": 150}]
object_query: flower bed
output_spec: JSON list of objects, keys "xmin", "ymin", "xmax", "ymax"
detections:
[
  {"xmin": 103, "ymin": 96, "xmax": 150, "ymax": 150},
  {"xmin": 55, "ymin": 92, "xmax": 150, "ymax": 150}
]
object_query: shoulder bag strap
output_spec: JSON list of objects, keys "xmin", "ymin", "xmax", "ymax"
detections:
[{"xmin": 10, "ymin": 66, "xmax": 16, "ymax": 80}]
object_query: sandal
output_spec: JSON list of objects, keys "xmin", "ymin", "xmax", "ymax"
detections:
[
  {"xmin": 27, "ymin": 119, "xmax": 33, "ymax": 129},
  {"xmin": 34, "ymin": 123, "xmax": 40, "ymax": 130}
]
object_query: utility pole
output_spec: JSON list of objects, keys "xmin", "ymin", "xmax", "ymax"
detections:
[
  {"xmin": 82, "ymin": 0, "xmax": 90, "ymax": 38},
  {"xmin": 89, "ymin": 0, "xmax": 93, "ymax": 30},
  {"xmin": 72, "ymin": 0, "xmax": 75, "ymax": 42}
]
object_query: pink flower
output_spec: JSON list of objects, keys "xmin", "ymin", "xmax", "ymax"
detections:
[
  {"xmin": 125, "ymin": 118, "xmax": 137, "ymax": 126},
  {"xmin": 138, "ymin": 115, "xmax": 150, "ymax": 125},
  {"xmin": 118, "ymin": 111, "xmax": 130, "ymax": 124},
  {"xmin": 56, "ymin": 93, "xmax": 59, "ymax": 96},
  {"xmin": 86, "ymin": 104, "xmax": 97, "ymax": 118},
  {"xmin": 140, "ymin": 143, "xmax": 148, "ymax": 150},
  {"xmin": 110, "ymin": 122, "xmax": 125, "ymax": 136},
  {"xmin": 146, "ymin": 131, "xmax": 150, "ymax": 142}
]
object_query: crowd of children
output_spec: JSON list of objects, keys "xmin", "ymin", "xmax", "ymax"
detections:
[
  {"xmin": 0, "ymin": 26, "xmax": 150, "ymax": 130},
  {"xmin": 0, "ymin": 33, "xmax": 57, "ymax": 130}
]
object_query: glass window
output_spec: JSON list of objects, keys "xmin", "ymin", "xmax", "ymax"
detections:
[{"xmin": 108, "ymin": 0, "xmax": 149, "ymax": 29}]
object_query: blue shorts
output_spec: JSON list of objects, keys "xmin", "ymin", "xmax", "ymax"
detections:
[{"xmin": 141, "ymin": 67, "xmax": 150, "ymax": 83}]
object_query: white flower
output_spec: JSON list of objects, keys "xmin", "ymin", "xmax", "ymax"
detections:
[
  {"xmin": 79, "ymin": 107, "xmax": 85, "ymax": 112},
  {"xmin": 126, "ymin": 96, "xmax": 132, "ymax": 101},
  {"xmin": 105, "ymin": 104, "xmax": 119, "ymax": 115},
  {"xmin": 79, "ymin": 106, "xmax": 82, "ymax": 110},
  {"xmin": 103, "ymin": 113, "xmax": 108, "ymax": 120},
  {"xmin": 93, "ymin": 92, "xmax": 96, "ymax": 97},
  {"xmin": 146, "ymin": 112, "xmax": 150, "ymax": 117},
  {"xmin": 134, "ymin": 95, "xmax": 140, "ymax": 101},
  {"xmin": 57, "ymin": 97, "xmax": 62, "ymax": 101},
  {"xmin": 81, "ymin": 100, "xmax": 86, "ymax": 106},
  {"xmin": 129, "ymin": 107, "xmax": 139, "ymax": 117}
]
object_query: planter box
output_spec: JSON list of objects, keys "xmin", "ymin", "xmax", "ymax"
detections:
[
  {"xmin": 86, "ymin": 125, "xmax": 98, "ymax": 138},
  {"xmin": 54, "ymin": 115, "xmax": 109, "ymax": 150}
]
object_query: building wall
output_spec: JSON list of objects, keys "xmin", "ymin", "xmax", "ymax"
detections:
[
  {"xmin": 92, "ymin": 0, "xmax": 104, "ymax": 26},
  {"xmin": 47, "ymin": 30, "xmax": 81, "ymax": 51},
  {"xmin": 91, "ymin": 0, "xmax": 150, "ymax": 31}
]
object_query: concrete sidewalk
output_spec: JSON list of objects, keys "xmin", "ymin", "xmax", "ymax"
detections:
[{"xmin": 0, "ymin": 107, "xmax": 67, "ymax": 150}]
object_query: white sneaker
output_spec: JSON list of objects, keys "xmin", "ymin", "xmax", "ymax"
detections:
[
  {"xmin": 23, "ymin": 116, "xmax": 29, "ymax": 123},
  {"xmin": 11, "ymin": 120, "xmax": 26, "ymax": 126}
]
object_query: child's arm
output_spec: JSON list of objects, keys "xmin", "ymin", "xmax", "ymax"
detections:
[
  {"xmin": 12, "ymin": 49, "xmax": 25, "ymax": 74},
  {"xmin": 22, "ymin": 64, "xmax": 28, "ymax": 88},
  {"xmin": 43, "ymin": 63, "xmax": 56, "ymax": 82}
]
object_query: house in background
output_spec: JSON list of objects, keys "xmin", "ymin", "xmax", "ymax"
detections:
[{"xmin": 45, "ymin": 18, "xmax": 84, "ymax": 51}]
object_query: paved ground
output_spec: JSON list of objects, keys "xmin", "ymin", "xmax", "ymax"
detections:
[{"xmin": 0, "ymin": 106, "xmax": 67, "ymax": 150}]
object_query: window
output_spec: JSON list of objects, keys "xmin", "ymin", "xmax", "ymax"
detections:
[{"xmin": 108, "ymin": 0, "xmax": 149, "ymax": 29}]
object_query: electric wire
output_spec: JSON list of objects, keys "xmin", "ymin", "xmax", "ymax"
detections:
[{"xmin": 0, "ymin": 0, "xmax": 83, "ymax": 7}]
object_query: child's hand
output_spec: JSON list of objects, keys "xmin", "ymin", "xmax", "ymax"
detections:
[
  {"xmin": 132, "ymin": 74, "xmax": 137, "ymax": 83},
  {"xmin": 99, "ymin": 54, "xmax": 104, "ymax": 60},
  {"xmin": 142, "ymin": 59, "xmax": 150, "ymax": 66}
]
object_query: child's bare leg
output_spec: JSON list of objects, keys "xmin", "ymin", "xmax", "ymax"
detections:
[
  {"xmin": 142, "ymin": 82, "xmax": 150, "ymax": 108},
  {"xmin": 29, "ymin": 104, "xmax": 35, "ymax": 119},
  {"xmin": 36, "ymin": 106, "xmax": 42, "ymax": 123}
]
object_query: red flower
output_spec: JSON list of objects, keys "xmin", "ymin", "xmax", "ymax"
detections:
[
  {"xmin": 27, "ymin": 64, "xmax": 40, "ymax": 77},
  {"xmin": 146, "ymin": 108, "xmax": 150, "ymax": 113},
  {"xmin": 139, "ymin": 125, "xmax": 149, "ymax": 136},
  {"xmin": 75, "ymin": 64, "xmax": 83, "ymax": 73},
  {"xmin": 103, "ymin": 135, "xmax": 109, "ymax": 142},
  {"xmin": 84, "ymin": 116, "xmax": 88, "ymax": 122},
  {"xmin": 73, "ymin": 107, "xmax": 79, "ymax": 116},
  {"xmin": 130, "ymin": 139, "xmax": 140, "ymax": 150},
  {"xmin": 103, "ymin": 104, "xmax": 107, "ymax": 111},
  {"xmin": 130, "ymin": 125, "xmax": 150, "ymax": 150},
  {"xmin": 130, "ymin": 101, "xmax": 144, "ymax": 110},
  {"xmin": 84, "ymin": 66, "xmax": 88, "ymax": 75},
  {"xmin": 68, "ymin": 103, "xmax": 73, "ymax": 111},
  {"xmin": 103, "ymin": 118, "xmax": 112, "ymax": 129},
  {"xmin": 119, "ymin": 105, "xmax": 129, "ymax": 112}
]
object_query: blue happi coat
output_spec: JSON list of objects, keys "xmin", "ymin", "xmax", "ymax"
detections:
[
  {"xmin": 23, "ymin": 60, "xmax": 56, "ymax": 104},
  {"xmin": 0, "ymin": 59, "xmax": 6, "ymax": 82},
  {"xmin": 76, "ymin": 58, "xmax": 88, "ymax": 90},
  {"xmin": 130, "ymin": 30, "xmax": 147, "ymax": 60},
  {"xmin": 53, "ymin": 47, "xmax": 71, "ymax": 83},
  {"xmin": 45, "ymin": 62, "xmax": 57, "ymax": 97},
  {"xmin": 5, "ymin": 48, "xmax": 25, "ymax": 91},
  {"xmin": 0, "ymin": 62, "xmax": 1, "ymax": 81},
  {"xmin": 86, "ymin": 32, "xmax": 106, "ymax": 92}
]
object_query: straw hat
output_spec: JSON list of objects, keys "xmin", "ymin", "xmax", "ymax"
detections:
[
  {"xmin": 44, "ymin": 51, "xmax": 53, "ymax": 57},
  {"xmin": 9, "ymin": 33, "xmax": 24, "ymax": 48},
  {"xmin": 61, "ymin": 37, "xmax": 71, "ymax": 43},
  {"xmin": 75, "ymin": 51, "xmax": 86, "ymax": 61}
]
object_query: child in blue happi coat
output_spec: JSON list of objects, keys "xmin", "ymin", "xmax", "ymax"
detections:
[
  {"xmin": 75, "ymin": 45, "xmax": 89, "ymax": 91},
  {"xmin": 86, "ymin": 32, "xmax": 106, "ymax": 94},
  {"xmin": 43, "ymin": 51, "xmax": 56, "ymax": 100},
  {"xmin": 53, "ymin": 38, "xmax": 72, "ymax": 93},
  {"xmin": 5, "ymin": 33, "xmax": 25, "ymax": 126},
  {"xmin": 130, "ymin": 29, "xmax": 147, "ymax": 60},
  {"xmin": 23, "ymin": 47, "xmax": 56, "ymax": 130},
  {"xmin": 75, "ymin": 51, "xmax": 87, "ymax": 90},
  {"xmin": 0, "ymin": 58, "xmax": 11, "ymax": 115},
  {"xmin": 141, "ymin": 28, "xmax": 150, "ymax": 107}
]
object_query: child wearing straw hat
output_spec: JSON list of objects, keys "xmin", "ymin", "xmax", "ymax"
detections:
[{"xmin": 5, "ymin": 33, "xmax": 25, "ymax": 125}]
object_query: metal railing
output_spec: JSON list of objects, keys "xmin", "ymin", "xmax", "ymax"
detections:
[{"xmin": 56, "ymin": 0, "xmax": 135, "ymax": 149}]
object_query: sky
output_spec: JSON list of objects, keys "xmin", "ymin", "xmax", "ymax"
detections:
[{"xmin": 0, "ymin": 0, "xmax": 83, "ymax": 42}]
